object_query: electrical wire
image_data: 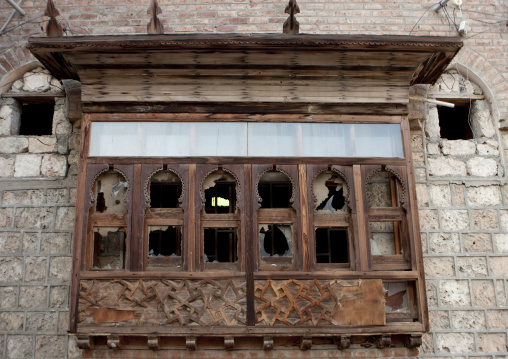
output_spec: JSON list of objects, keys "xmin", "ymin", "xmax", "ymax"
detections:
[
  {"xmin": 443, "ymin": 6, "xmax": 460, "ymax": 33},
  {"xmin": 409, "ymin": 2, "xmax": 441, "ymax": 35}
]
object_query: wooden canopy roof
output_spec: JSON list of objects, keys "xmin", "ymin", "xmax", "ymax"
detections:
[{"xmin": 27, "ymin": 34, "xmax": 462, "ymax": 114}]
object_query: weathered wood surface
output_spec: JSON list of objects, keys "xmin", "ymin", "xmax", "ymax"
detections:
[
  {"xmin": 27, "ymin": 34, "xmax": 461, "ymax": 113},
  {"xmin": 79, "ymin": 279, "xmax": 247, "ymax": 327},
  {"xmin": 254, "ymin": 279, "xmax": 385, "ymax": 326}
]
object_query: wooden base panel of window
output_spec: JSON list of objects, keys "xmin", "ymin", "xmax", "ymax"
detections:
[{"xmin": 73, "ymin": 333, "xmax": 423, "ymax": 350}]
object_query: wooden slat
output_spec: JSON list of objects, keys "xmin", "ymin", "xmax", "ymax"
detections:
[{"xmin": 352, "ymin": 165, "xmax": 370, "ymax": 272}]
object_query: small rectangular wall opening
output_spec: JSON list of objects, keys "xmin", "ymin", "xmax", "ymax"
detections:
[
  {"xmin": 204, "ymin": 228, "xmax": 238, "ymax": 265},
  {"xmin": 438, "ymin": 103, "xmax": 473, "ymax": 140},
  {"xmin": 92, "ymin": 227, "xmax": 125, "ymax": 270},
  {"xmin": 315, "ymin": 227, "xmax": 348, "ymax": 264},
  {"xmin": 19, "ymin": 101, "xmax": 55, "ymax": 136}
]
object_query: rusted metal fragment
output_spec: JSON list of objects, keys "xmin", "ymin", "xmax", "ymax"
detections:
[
  {"xmin": 283, "ymin": 0, "xmax": 300, "ymax": 34},
  {"xmin": 147, "ymin": 0, "xmax": 164, "ymax": 34}
]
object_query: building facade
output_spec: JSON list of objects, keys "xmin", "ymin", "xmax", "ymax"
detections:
[{"xmin": 0, "ymin": 0, "xmax": 507, "ymax": 358}]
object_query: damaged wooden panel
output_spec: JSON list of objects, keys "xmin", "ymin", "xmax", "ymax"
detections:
[
  {"xmin": 79, "ymin": 279, "xmax": 247, "ymax": 327},
  {"xmin": 254, "ymin": 279, "xmax": 385, "ymax": 326},
  {"xmin": 27, "ymin": 34, "xmax": 461, "ymax": 113}
]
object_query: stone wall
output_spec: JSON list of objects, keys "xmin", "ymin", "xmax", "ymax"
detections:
[{"xmin": 0, "ymin": 68, "xmax": 80, "ymax": 358}]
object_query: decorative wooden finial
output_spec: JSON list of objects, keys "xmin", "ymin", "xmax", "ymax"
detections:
[
  {"xmin": 147, "ymin": 0, "xmax": 164, "ymax": 34},
  {"xmin": 44, "ymin": 0, "xmax": 64, "ymax": 37},
  {"xmin": 283, "ymin": 0, "xmax": 300, "ymax": 34}
]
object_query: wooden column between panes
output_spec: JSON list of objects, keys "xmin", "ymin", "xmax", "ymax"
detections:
[
  {"xmin": 352, "ymin": 165, "xmax": 370, "ymax": 272},
  {"xmin": 130, "ymin": 164, "xmax": 143, "ymax": 271},
  {"xmin": 186, "ymin": 164, "xmax": 197, "ymax": 272},
  {"xmin": 244, "ymin": 164, "xmax": 255, "ymax": 325},
  {"xmin": 298, "ymin": 164, "xmax": 311, "ymax": 271}
]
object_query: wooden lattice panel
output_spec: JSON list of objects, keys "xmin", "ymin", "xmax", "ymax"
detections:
[
  {"xmin": 254, "ymin": 279, "xmax": 385, "ymax": 326},
  {"xmin": 79, "ymin": 279, "xmax": 247, "ymax": 327}
]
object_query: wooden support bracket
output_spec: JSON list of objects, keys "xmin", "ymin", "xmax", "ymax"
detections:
[
  {"xmin": 147, "ymin": 336, "xmax": 160, "ymax": 350},
  {"xmin": 263, "ymin": 336, "xmax": 274, "ymax": 350},
  {"xmin": 300, "ymin": 336, "xmax": 312, "ymax": 350},
  {"xmin": 186, "ymin": 336, "xmax": 197, "ymax": 351},
  {"xmin": 405, "ymin": 334, "xmax": 422, "ymax": 348},
  {"xmin": 107, "ymin": 335, "xmax": 121, "ymax": 349},
  {"xmin": 337, "ymin": 335, "xmax": 351, "ymax": 350},
  {"xmin": 224, "ymin": 336, "xmax": 235, "ymax": 351},
  {"xmin": 375, "ymin": 335, "xmax": 391, "ymax": 349},
  {"xmin": 76, "ymin": 335, "xmax": 94, "ymax": 350}
]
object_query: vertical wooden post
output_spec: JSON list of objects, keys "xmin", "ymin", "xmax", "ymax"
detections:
[
  {"xmin": 186, "ymin": 164, "xmax": 196, "ymax": 272},
  {"xmin": 244, "ymin": 164, "xmax": 255, "ymax": 325},
  {"xmin": 353, "ymin": 165, "xmax": 370, "ymax": 272},
  {"xmin": 299, "ymin": 164, "xmax": 310, "ymax": 271}
]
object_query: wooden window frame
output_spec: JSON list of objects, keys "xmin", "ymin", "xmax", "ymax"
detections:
[{"xmin": 71, "ymin": 113, "xmax": 428, "ymax": 342}]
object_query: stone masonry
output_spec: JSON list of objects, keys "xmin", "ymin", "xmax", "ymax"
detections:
[{"xmin": 0, "ymin": 0, "xmax": 507, "ymax": 358}]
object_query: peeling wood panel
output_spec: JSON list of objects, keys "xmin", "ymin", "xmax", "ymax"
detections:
[
  {"xmin": 254, "ymin": 279, "xmax": 385, "ymax": 326},
  {"xmin": 79, "ymin": 279, "xmax": 247, "ymax": 327}
]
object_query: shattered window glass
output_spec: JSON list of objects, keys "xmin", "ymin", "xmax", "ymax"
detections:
[
  {"xmin": 259, "ymin": 224, "xmax": 293, "ymax": 267},
  {"xmin": 258, "ymin": 171, "xmax": 292, "ymax": 208},
  {"xmin": 94, "ymin": 171, "xmax": 128, "ymax": 214},
  {"xmin": 150, "ymin": 171, "xmax": 182, "ymax": 209},
  {"xmin": 203, "ymin": 171, "xmax": 237, "ymax": 214},
  {"xmin": 92, "ymin": 227, "xmax": 125, "ymax": 270},
  {"xmin": 313, "ymin": 172, "xmax": 347, "ymax": 212},
  {"xmin": 384, "ymin": 282, "xmax": 409, "ymax": 313}
]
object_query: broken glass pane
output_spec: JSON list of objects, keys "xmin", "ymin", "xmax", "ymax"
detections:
[
  {"xmin": 148, "ymin": 226, "xmax": 182, "ymax": 257},
  {"xmin": 313, "ymin": 173, "xmax": 347, "ymax": 212},
  {"xmin": 94, "ymin": 172, "xmax": 128, "ymax": 214},
  {"xmin": 203, "ymin": 171, "xmax": 237, "ymax": 214},
  {"xmin": 92, "ymin": 227, "xmax": 125, "ymax": 270},
  {"xmin": 258, "ymin": 171, "xmax": 292, "ymax": 208},
  {"xmin": 384, "ymin": 282, "xmax": 409, "ymax": 313},
  {"xmin": 259, "ymin": 224, "xmax": 292, "ymax": 258},
  {"xmin": 150, "ymin": 171, "xmax": 182, "ymax": 208}
]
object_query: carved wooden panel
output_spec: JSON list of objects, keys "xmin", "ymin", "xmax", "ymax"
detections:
[
  {"xmin": 254, "ymin": 279, "xmax": 385, "ymax": 326},
  {"xmin": 79, "ymin": 279, "xmax": 246, "ymax": 327}
]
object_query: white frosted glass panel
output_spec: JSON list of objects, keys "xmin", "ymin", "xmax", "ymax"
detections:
[
  {"xmin": 301, "ymin": 123, "xmax": 351, "ymax": 157},
  {"xmin": 248, "ymin": 123, "xmax": 301, "ymax": 156},
  {"xmin": 89, "ymin": 122, "xmax": 247, "ymax": 157},
  {"xmin": 89, "ymin": 122, "xmax": 403, "ymax": 158},
  {"xmin": 353, "ymin": 124, "xmax": 403, "ymax": 158}
]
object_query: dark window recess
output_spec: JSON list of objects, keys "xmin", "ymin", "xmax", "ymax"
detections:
[
  {"xmin": 148, "ymin": 226, "xmax": 182, "ymax": 257},
  {"xmin": 204, "ymin": 182, "xmax": 236, "ymax": 214},
  {"xmin": 315, "ymin": 228, "xmax": 349, "ymax": 263},
  {"xmin": 316, "ymin": 180, "xmax": 345, "ymax": 211},
  {"xmin": 438, "ymin": 103, "xmax": 473, "ymax": 140},
  {"xmin": 204, "ymin": 228, "xmax": 237, "ymax": 263},
  {"xmin": 19, "ymin": 102, "xmax": 54, "ymax": 136},
  {"xmin": 260, "ymin": 224, "xmax": 290, "ymax": 257},
  {"xmin": 150, "ymin": 183, "xmax": 182, "ymax": 208},
  {"xmin": 259, "ymin": 182, "xmax": 292, "ymax": 208}
]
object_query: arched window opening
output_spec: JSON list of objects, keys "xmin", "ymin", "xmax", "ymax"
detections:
[{"xmin": 258, "ymin": 170, "xmax": 292, "ymax": 208}]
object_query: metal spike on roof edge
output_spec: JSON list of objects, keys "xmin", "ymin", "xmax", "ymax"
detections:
[
  {"xmin": 283, "ymin": 0, "xmax": 300, "ymax": 34},
  {"xmin": 147, "ymin": 0, "xmax": 164, "ymax": 34},
  {"xmin": 44, "ymin": 0, "xmax": 64, "ymax": 37}
]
